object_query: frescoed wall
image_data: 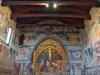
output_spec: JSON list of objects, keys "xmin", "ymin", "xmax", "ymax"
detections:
[
  {"xmin": 19, "ymin": 26, "xmax": 81, "ymax": 45},
  {"xmin": 1, "ymin": 4, "xmax": 100, "ymax": 75},
  {"xmin": 0, "ymin": 6, "xmax": 15, "ymax": 41},
  {"xmin": 0, "ymin": 5, "xmax": 17, "ymax": 75},
  {"xmin": 85, "ymin": 8, "xmax": 100, "ymax": 45},
  {"xmin": 84, "ymin": 7, "xmax": 100, "ymax": 74},
  {"xmin": 15, "ymin": 26, "xmax": 83, "ymax": 75}
]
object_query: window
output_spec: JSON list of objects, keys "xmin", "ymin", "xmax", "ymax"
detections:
[{"xmin": 6, "ymin": 27, "xmax": 12, "ymax": 45}]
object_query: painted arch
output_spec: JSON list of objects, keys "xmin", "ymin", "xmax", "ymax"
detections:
[{"xmin": 32, "ymin": 39, "xmax": 68, "ymax": 72}]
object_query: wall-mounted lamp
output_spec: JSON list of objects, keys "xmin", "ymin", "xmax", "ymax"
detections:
[
  {"xmin": 53, "ymin": 3, "xmax": 57, "ymax": 8},
  {"xmin": 45, "ymin": 3, "xmax": 58, "ymax": 8},
  {"xmin": 46, "ymin": 3, "xmax": 49, "ymax": 8}
]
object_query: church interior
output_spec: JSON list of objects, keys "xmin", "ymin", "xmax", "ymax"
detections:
[{"xmin": 0, "ymin": 0, "xmax": 100, "ymax": 75}]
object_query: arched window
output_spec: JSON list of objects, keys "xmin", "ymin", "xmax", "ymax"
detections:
[{"xmin": 6, "ymin": 27, "xmax": 13, "ymax": 45}]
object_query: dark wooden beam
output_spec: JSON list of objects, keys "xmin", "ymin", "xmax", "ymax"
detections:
[
  {"xmin": 16, "ymin": 24, "xmax": 85, "ymax": 29},
  {"xmin": 2, "ymin": 1, "xmax": 96, "ymax": 6},
  {"xmin": 15, "ymin": 13, "xmax": 90, "ymax": 20},
  {"xmin": 11, "ymin": 7, "xmax": 88, "ymax": 15}
]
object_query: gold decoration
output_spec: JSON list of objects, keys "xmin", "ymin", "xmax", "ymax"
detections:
[{"xmin": 32, "ymin": 39, "xmax": 68, "ymax": 73}]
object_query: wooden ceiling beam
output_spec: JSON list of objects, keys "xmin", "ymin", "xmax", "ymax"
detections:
[
  {"xmin": 15, "ymin": 13, "xmax": 90, "ymax": 20},
  {"xmin": 17, "ymin": 24, "xmax": 85, "ymax": 29},
  {"xmin": 2, "ymin": 1, "xmax": 96, "ymax": 6},
  {"xmin": 11, "ymin": 7, "xmax": 88, "ymax": 15}
]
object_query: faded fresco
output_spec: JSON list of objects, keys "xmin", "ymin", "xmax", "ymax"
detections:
[
  {"xmin": 13, "ymin": 24, "xmax": 84, "ymax": 75},
  {"xmin": 84, "ymin": 46, "xmax": 93, "ymax": 69},
  {"xmin": 0, "ymin": 42, "xmax": 15, "ymax": 75},
  {"xmin": 20, "ymin": 26, "xmax": 81, "ymax": 46},
  {"xmin": 85, "ymin": 8, "xmax": 100, "ymax": 74},
  {"xmin": 94, "ymin": 40, "xmax": 100, "ymax": 67},
  {"xmin": 0, "ymin": 6, "xmax": 16, "ymax": 75},
  {"xmin": 1, "ymin": 5, "xmax": 100, "ymax": 75},
  {"xmin": 14, "ymin": 35, "xmax": 83, "ymax": 75}
]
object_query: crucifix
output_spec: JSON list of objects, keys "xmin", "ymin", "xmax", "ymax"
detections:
[{"xmin": 48, "ymin": 47, "xmax": 52, "ymax": 62}]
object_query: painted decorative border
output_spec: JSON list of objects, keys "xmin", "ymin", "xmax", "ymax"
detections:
[
  {"xmin": 84, "ymin": 45, "xmax": 93, "ymax": 68},
  {"xmin": 71, "ymin": 50, "xmax": 82, "ymax": 60},
  {"xmin": 93, "ymin": 39, "xmax": 100, "ymax": 67}
]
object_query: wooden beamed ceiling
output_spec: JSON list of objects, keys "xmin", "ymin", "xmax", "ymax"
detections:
[
  {"xmin": 15, "ymin": 13, "xmax": 90, "ymax": 19},
  {"xmin": 2, "ymin": 1, "xmax": 96, "ymax": 6},
  {"xmin": 2, "ymin": 0, "xmax": 99, "ymax": 29}
]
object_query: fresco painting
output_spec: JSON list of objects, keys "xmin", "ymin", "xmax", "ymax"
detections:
[
  {"xmin": 93, "ymin": 40, "xmax": 100, "ymax": 67},
  {"xmin": 0, "ymin": 24, "xmax": 9, "ymax": 42},
  {"xmin": 84, "ymin": 46, "xmax": 93, "ymax": 68},
  {"xmin": 74, "ymin": 63, "xmax": 82, "ymax": 75},
  {"xmin": 71, "ymin": 50, "xmax": 82, "ymax": 60},
  {"xmin": 0, "ymin": 11, "xmax": 4, "ymax": 24},
  {"xmin": 0, "ymin": 43, "xmax": 14, "ymax": 75},
  {"xmin": 0, "ymin": 11, "xmax": 4, "ymax": 35},
  {"xmin": 23, "ymin": 33, "xmax": 36, "ymax": 45},
  {"xmin": 67, "ymin": 46, "xmax": 82, "ymax": 63},
  {"xmin": 66, "ymin": 33, "xmax": 80, "ymax": 45}
]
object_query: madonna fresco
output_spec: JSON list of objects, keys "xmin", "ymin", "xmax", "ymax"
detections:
[{"xmin": 32, "ymin": 39, "xmax": 67, "ymax": 75}]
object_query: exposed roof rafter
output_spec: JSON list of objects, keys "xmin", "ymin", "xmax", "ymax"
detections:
[
  {"xmin": 15, "ymin": 13, "xmax": 91, "ymax": 20},
  {"xmin": 2, "ymin": 0, "xmax": 97, "ymax": 29},
  {"xmin": 2, "ymin": 1, "xmax": 96, "ymax": 6},
  {"xmin": 17, "ymin": 24, "xmax": 85, "ymax": 29}
]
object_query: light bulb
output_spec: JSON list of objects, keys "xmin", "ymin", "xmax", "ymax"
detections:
[
  {"xmin": 46, "ymin": 3, "xmax": 49, "ymax": 8},
  {"xmin": 53, "ymin": 3, "xmax": 57, "ymax": 8}
]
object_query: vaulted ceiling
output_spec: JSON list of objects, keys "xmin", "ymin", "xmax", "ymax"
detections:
[{"xmin": 2, "ymin": 0, "xmax": 100, "ymax": 29}]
